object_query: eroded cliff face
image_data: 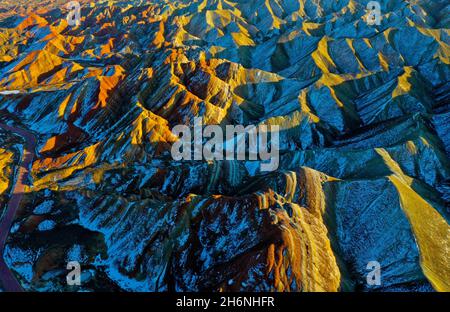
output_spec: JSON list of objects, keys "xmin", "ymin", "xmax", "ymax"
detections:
[
  {"xmin": 0, "ymin": 134, "xmax": 17, "ymax": 216},
  {"xmin": 0, "ymin": 0, "xmax": 448, "ymax": 292}
]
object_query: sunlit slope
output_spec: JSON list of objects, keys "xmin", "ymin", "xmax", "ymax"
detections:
[
  {"xmin": 391, "ymin": 176, "xmax": 450, "ymax": 292},
  {"xmin": 0, "ymin": 146, "xmax": 14, "ymax": 235},
  {"xmin": 0, "ymin": 149, "xmax": 13, "ymax": 195},
  {"xmin": 0, "ymin": 129, "xmax": 22, "ymax": 225}
]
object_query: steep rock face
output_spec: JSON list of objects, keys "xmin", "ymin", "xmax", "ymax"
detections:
[
  {"xmin": 329, "ymin": 178, "xmax": 432, "ymax": 291},
  {"xmin": 0, "ymin": 0, "xmax": 448, "ymax": 292},
  {"xmin": 0, "ymin": 127, "xmax": 21, "ymax": 215},
  {"xmin": 0, "ymin": 147, "xmax": 14, "ymax": 216}
]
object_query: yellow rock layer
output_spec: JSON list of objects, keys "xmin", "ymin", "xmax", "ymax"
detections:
[
  {"xmin": 376, "ymin": 148, "xmax": 450, "ymax": 291},
  {"xmin": 0, "ymin": 148, "xmax": 14, "ymax": 194},
  {"xmin": 390, "ymin": 176, "xmax": 450, "ymax": 291}
]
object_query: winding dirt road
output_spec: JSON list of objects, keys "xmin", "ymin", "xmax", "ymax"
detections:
[{"xmin": 0, "ymin": 123, "xmax": 36, "ymax": 292}]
